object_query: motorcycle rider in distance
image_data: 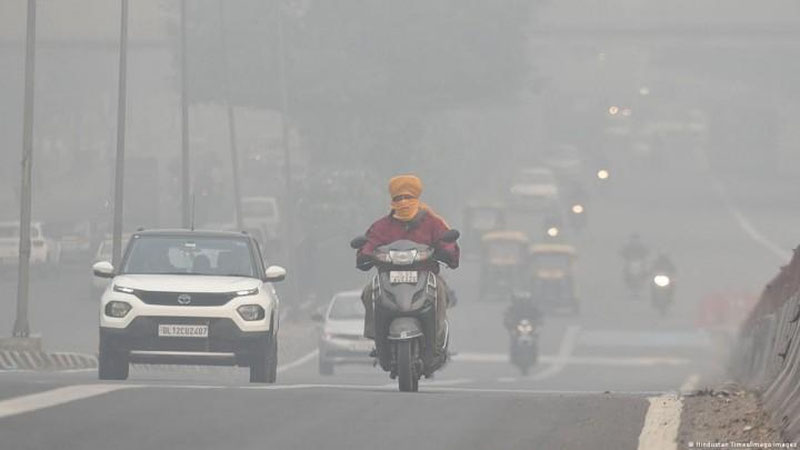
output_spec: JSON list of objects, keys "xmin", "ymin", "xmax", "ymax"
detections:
[
  {"xmin": 620, "ymin": 233, "xmax": 649, "ymax": 295},
  {"xmin": 357, "ymin": 175, "xmax": 460, "ymax": 356},
  {"xmin": 503, "ymin": 291, "xmax": 543, "ymax": 332},
  {"xmin": 651, "ymin": 252, "xmax": 677, "ymax": 277}
]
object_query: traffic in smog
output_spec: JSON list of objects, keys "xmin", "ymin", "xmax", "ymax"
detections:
[{"xmin": 0, "ymin": 1, "xmax": 798, "ymax": 449}]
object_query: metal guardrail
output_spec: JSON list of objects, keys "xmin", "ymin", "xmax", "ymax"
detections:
[{"xmin": 732, "ymin": 247, "xmax": 800, "ymax": 440}]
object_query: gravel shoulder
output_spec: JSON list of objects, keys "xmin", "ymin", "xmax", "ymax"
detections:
[{"xmin": 679, "ymin": 383, "xmax": 787, "ymax": 449}]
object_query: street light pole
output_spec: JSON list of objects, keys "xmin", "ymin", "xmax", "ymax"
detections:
[
  {"xmin": 180, "ymin": 0, "xmax": 191, "ymax": 228},
  {"xmin": 111, "ymin": 0, "xmax": 129, "ymax": 268},
  {"xmin": 218, "ymin": 0, "xmax": 243, "ymax": 231},
  {"xmin": 13, "ymin": 0, "xmax": 37, "ymax": 338},
  {"xmin": 276, "ymin": 2, "xmax": 297, "ymax": 302}
]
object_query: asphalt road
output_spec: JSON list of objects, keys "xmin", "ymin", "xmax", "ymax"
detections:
[{"xmin": 0, "ymin": 148, "xmax": 793, "ymax": 449}]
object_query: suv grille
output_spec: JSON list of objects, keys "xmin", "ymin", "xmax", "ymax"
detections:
[{"xmin": 135, "ymin": 290, "xmax": 235, "ymax": 307}]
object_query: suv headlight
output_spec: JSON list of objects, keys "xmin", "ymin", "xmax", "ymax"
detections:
[
  {"xmin": 234, "ymin": 287, "xmax": 259, "ymax": 297},
  {"xmin": 105, "ymin": 301, "xmax": 132, "ymax": 318},
  {"xmin": 113, "ymin": 285, "xmax": 136, "ymax": 294},
  {"xmin": 237, "ymin": 304, "xmax": 265, "ymax": 321}
]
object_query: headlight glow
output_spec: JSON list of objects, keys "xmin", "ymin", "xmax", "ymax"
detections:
[
  {"xmin": 547, "ymin": 227, "xmax": 560, "ymax": 237},
  {"xmin": 653, "ymin": 275, "xmax": 671, "ymax": 287},
  {"xmin": 516, "ymin": 320, "xmax": 534, "ymax": 334},
  {"xmin": 105, "ymin": 301, "xmax": 132, "ymax": 318},
  {"xmin": 571, "ymin": 204, "xmax": 584, "ymax": 214},
  {"xmin": 235, "ymin": 287, "xmax": 259, "ymax": 297},
  {"xmin": 237, "ymin": 304, "xmax": 266, "ymax": 321},
  {"xmin": 597, "ymin": 169, "xmax": 610, "ymax": 180}
]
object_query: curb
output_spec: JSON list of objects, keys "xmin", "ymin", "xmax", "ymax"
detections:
[{"xmin": 0, "ymin": 350, "xmax": 97, "ymax": 371}]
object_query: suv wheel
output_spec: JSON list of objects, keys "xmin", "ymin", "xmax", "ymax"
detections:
[
  {"xmin": 250, "ymin": 334, "xmax": 278, "ymax": 383},
  {"xmin": 98, "ymin": 336, "xmax": 129, "ymax": 380}
]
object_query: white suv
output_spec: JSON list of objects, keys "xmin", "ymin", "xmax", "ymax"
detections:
[{"xmin": 93, "ymin": 230, "xmax": 286, "ymax": 383}]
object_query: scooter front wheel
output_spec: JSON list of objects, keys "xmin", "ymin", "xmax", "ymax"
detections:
[{"xmin": 397, "ymin": 340, "xmax": 419, "ymax": 392}]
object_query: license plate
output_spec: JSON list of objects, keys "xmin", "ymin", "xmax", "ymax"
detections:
[
  {"xmin": 158, "ymin": 324, "xmax": 208, "ymax": 338},
  {"xmin": 389, "ymin": 271, "xmax": 418, "ymax": 284}
]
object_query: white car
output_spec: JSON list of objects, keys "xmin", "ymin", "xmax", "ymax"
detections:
[
  {"xmin": 91, "ymin": 235, "xmax": 132, "ymax": 297},
  {"xmin": 316, "ymin": 290, "xmax": 373, "ymax": 375},
  {"xmin": 0, "ymin": 221, "xmax": 60, "ymax": 268},
  {"xmin": 242, "ymin": 196, "xmax": 280, "ymax": 241},
  {"xmin": 93, "ymin": 229, "xmax": 286, "ymax": 383}
]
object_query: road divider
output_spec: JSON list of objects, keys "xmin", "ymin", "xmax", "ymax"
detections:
[{"xmin": 0, "ymin": 350, "xmax": 97, "ymax": 371}]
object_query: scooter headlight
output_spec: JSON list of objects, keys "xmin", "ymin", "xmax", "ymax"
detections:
[
  {"xmin": 653, "ymin": 275, "xmax": 671, "ymax": 287},
  {"xmin": 389, "ymin": 250, "xmax": 417, "ymax": 265},
  {"xmin": 571, "ymin": 204, "xmax": 584, "ymax": 214},
  {"xmin": 516, "ymin": 320, "xmax": 535, "ymax": 334},
  {"xmin": 547, "ymin": 227, "xmax": 560, "ymax": 237}
]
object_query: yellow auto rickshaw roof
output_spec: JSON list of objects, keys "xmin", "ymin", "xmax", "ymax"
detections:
[
  {"xmin": 529, "ymin": 243, "xmax": 577, "ymax": 255},
  {"xmin": 481, "ymin": 230, "xmax": 529, "ymax": 243}
]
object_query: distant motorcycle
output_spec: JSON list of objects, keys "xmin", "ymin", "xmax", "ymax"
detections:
[
  {"xmin": 509, "ymin": 318, "xmax": 539, "ymax": 375},
  {"xmin": 624, "ymin": 259, "xmax": 648, "ymax": 298},
  {"xmin": 350, "ymin": 230, "xmax": 460, "ymax": 392},
  {"xmin": 651, "ymin": 273, "xmax": 675, "ymax": 315}
]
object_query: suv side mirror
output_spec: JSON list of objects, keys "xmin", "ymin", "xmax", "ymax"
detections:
[
  {"xmin": 440, "ymin": 229, "xmax": 460, "ymax": 243},
  {"xmin": 93, "ymin": 261, "xmax": 115, "ymax": 278},
  {"xmin": 350, "ymin": 236, "xmax": 368, "ymax": 249},
  {"xmin": 265, "ymin": 265, "xmax": 287, "ymax": 282}
]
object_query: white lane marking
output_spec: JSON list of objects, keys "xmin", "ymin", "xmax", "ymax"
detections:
[
  {"xmin": 453, "ymin": 353, "xmax": 689, "ymax": 367},
  {"xmin": 0, "ymin": 384, "xmax": 137, "ymax": 420},
  {"xmin": 276, "ymin": 349, "xmax": 318, "ymax": 374},
  {"xmin": 637, "ymin": 394, "xmax": 683, "ymax": 450},
  {"xmin": 710, "ymin": 178, "xmax": 790, "ymax": 262},
  {"xmin": 680, "ymin": 374, "xmax": 700, "ymax": 394},
  {"xmin": 525, "ymin": 325, "xmax": 580, "ymax": 381}
]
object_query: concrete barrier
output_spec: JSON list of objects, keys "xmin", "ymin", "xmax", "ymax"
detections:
[{"xmin": 732, "ymin": 246, "xmax": 800, "ymax": 441}]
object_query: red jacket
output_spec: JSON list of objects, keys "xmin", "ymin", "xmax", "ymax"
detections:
[{"xmin": 357, "ymin": 209, "xmax": 460, "ymax": 272}]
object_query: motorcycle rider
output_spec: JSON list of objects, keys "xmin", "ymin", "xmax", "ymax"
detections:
[
  {"xmin": 620, "ymin": 233, "xmax": 649, "ymax": 291},
  {"xmin": 503, "ymin": 291, "xmax": 543, "ymax": 332},
  {"xmin": 651, "ymin": 252, "xmax": 677, "ymax": 277},
  {"xmin": 357, "ymin": 174, "xmax": 460, "ymax": 354}
]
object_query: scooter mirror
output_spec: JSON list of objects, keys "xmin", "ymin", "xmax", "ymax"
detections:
[
  {"xmin": 440, "ymin": 229, "xmax": 460, "ymax": 243},
  {"xmin": 350, "ymin": 236, "xmax": 368, "ymax": 249}
]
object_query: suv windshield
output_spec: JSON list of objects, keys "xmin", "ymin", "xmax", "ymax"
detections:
[
  {"xmin": 121, "ymin": 235, "xmax": 257, "ymax": 277},
  {"xmin": 328, "ymin": 295, "xmax": 365, "ymax": 320}
]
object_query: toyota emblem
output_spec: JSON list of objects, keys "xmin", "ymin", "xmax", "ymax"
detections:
[{"xmin": 177, "ymin": 294, "xmax": 192, "ymax": 305}]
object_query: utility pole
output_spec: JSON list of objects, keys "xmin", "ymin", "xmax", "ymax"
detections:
[
  {"xmin": 218, "ymin": 0, "xmax": 243, "ymax": 230},
  {"xmin": 13, "ymin": 0, "xmax": 37, "ymax": 338},
  {"xmin": 180, "ymin": 0, "xmax": 191, "ymax": 228},
  {"xmin": 111, "ymin": 0, "xmax": 129, "ymax": 268},
  {"xmin": 14, "ymin": 0, "xmax": 36, "ymax": 338}
]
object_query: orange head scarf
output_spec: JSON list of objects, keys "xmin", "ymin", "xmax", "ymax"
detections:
[{"xmin": 389, "ymin": 175, "xmax": 426, "ymax": 222}]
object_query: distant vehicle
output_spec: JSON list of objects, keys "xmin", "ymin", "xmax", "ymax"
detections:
[
  {"xmin": 509, "ymin": 168, "xmax": 560, "ymax": 214},
  {"xmin": 242, "ymin": 196, "xmax": 280, "ymax": 242},
  {"xmin": 529, "ymin": 244, "xmax": 579, "ymax": 315},
  {"xmin": 93, "ymin": 229, "xmax": 287, "ymax": 382},
  {"xmin": 0, "ymin": 221, "xmax": 61, "ymax": 271},
  {"xmin": 43, "ymin": 221, "xmax": 92, "ymax": 262},
  {"xmin": 543, "ymin": 145, "xmax": 584, "ymax": 181},
  {"xmin": 315, "ymin": 290, "xmax": 373, "ymax": 375}
]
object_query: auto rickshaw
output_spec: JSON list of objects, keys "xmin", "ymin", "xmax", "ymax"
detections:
[
  {"xmin": 463, "ymin": 204, "xmax": 507, "ymax": 256},
  {"xmin": 529, "ymin": 243, "xmax": 579, "ymax": 314},
  {"xmin": 479, "ymin": 231, "xmax": 530, "ymax": 301}
]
